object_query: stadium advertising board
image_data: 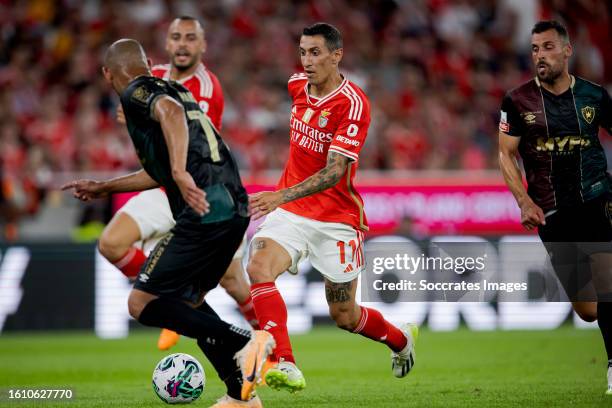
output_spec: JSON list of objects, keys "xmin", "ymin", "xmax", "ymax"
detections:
[
  {"xmin": 0, "ymin": 241, "xmax": 595, "ymax": 337},
  {"xmin": 113, "ymin": 178, "xmax": 526, "ymax": 237}
]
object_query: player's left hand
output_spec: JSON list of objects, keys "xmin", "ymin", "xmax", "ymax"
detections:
[
  {"xmin": 249, "ymin": 191, "xmax": 283, "ymax": 220},
  {"xmin": 173, "ymin": 171, "xmax": 210, "ymax": 216},
  {"xmin": 61, "ymin": 179, "xmax": 108, "ymax": 201}
]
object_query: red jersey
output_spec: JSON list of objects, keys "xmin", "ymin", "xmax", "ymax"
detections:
[
  {"xmin": 278, "ymin": 73, "xmax": 370, "ymax": 230},
  {"xmin": 151, "ymin": 63, "xmax": 224, "ymax": 130}
]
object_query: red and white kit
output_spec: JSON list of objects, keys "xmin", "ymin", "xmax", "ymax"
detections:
[
  {"xmin": 151, "ymin": 62, "xmax": 224, "ymax": 130},
  {"xmin": 253, "ymin": 73, "xmax": 371, "ymax": 282}
]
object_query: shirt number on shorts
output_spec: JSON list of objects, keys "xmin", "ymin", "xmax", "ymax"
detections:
[{"xmin": 336, "ymin": 240, "xmax": 357, "ymax": 264}]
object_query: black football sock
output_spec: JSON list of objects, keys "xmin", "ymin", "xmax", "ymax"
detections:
[
  {"xmin": 194, "ymin": 301, "xmax": 248, "ymax": 400},
  {"xmin": 195, "ymin": 300, "xmax": 222, "ymax": 319},
  {"xmin": 138, "ymin": 297, "xmax": 251, "ymax": 352},
  {"xmin": 597, "ymin": 295, "xmax": 612, "ymax": 366},
  {"xmin": 197, "ymin": 336, "xmax": 244, "ymax": 400}
]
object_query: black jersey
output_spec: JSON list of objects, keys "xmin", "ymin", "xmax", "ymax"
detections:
[
  {"xmin": 120, "ymin": 75, "xmax": 248, "ymax": 221},
  {"xmin": 500, "ymin": 76, "xmax": 612, "ymax": 212}
]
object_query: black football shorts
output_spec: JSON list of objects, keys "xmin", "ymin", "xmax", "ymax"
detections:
[
  {"xmin": 538, "ymin": 195, "xmax": 612, "ymax": 301},
  {"xmin": 134, "ymin": 213, "xmax": 249, "ymax": 304}
]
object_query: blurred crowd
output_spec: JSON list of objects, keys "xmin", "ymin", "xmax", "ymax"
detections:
[{"xmin": 0, "ymin": 0, "xmax": 611, "ymax": 232}]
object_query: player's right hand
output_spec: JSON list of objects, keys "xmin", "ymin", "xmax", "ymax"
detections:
[
  {"xmin": 249, "ymin": 191, "xmax": 283, "ymax": 220},
  {"xmin": 520, "ymin": 199, "xmax": 546, "ymax": 230},
  {"xmin": 116, "ymin": 105, "xmax": 126, "ymax": 125},
  {"xmin": 173, "ymin": 171, "xmax": 210, "ymax": 216},
  {"xmin": 60, "ymin": 179, "xmax": 108, "ymax": 201}
]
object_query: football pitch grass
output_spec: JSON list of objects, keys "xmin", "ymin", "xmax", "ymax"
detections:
[{"xmin": 0, "ymin": 326, "xmax": 606, "ymax": 407}]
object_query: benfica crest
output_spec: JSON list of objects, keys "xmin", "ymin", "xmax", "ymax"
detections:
[
  {"xmin": 581, "ymin": 106, "xmax": 595, "ymax": 124},
  {"xmin": 318, "ymin": 110, "xmax": 331, "ymax": 128}
]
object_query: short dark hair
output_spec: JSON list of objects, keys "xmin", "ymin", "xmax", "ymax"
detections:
[
  {"xmin": 531, "ymin": 20, "xmax": 569, "ymax": 43},
  {"xmin": 177, "ymin": 15, "xmax": 198, "ymax": 22},
  {"xmin": 302, "ymin": 23, "xmax": 343, "ymax": 51},
  {"xmin": 174, "ymin": 16, "xmax": 205, "ymax": 34}
]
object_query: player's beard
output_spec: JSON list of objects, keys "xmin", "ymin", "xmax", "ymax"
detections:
[
  {"xmin": 172, "ymin": 54, "xmax": 199, "ymax": 72},
  {"xmin": 536, "ymin": 61, "xmax": 563, "ymax": 85}
]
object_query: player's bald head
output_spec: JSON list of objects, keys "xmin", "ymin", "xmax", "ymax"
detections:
[
  {"xmin": 102, "ymin": 39, "xmax": 151, "ymax": 94},
  {"xmin": 104, "ymin": 39, "xmax": 148, "ymax": 73}
]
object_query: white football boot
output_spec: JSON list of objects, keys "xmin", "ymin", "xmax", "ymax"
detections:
[{"xmin": 391, "ymin": 323, "xmax": 419, "ymax": 378}]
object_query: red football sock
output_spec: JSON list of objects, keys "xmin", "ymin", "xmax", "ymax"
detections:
[
  {"xmin": 251, "ymin": 282, "xmax": 295, "ymax": 363},
  {"xmin": 238, "ymin": 294, "xmax": 260, "ymax": 330},
  {"xmin": 352, "ymin": 306, "xmax": 408, "ymax": 352},
  {"xmin": 112, "ymin": 247, "xmax": 146, "ymax": 279}
]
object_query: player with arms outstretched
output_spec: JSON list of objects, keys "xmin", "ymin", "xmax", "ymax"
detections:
[
  {"xmin": 246, "ymin": 23, "xmax": 418, "ymax": 396},
  {"xmin": 97, "ymin": 17, "xmax": 258, "ymax": 352},
  {"xmin": 63, "ymin": 39, "xmax": 273, "ymax": 407}
]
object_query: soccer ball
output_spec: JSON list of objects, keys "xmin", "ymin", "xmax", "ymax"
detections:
[{"xmin": 152, "ymin": 353, "xmax": 205, "ymax": 404}]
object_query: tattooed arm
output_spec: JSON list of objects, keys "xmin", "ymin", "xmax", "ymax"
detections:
[
  {"xmin": 282, "ymin": 152, "xmax": 349, "ymax": 202},
  {"xmin": 249, "ymin": 151, "xmax": 350, "ymax": 220}
]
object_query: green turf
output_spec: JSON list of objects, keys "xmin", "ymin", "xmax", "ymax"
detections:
[{"xmin": 0, "ymin": 326, "xmax": 606, "ymax": 407}]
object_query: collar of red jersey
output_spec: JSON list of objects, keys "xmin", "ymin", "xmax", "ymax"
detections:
[
  {"xmin": 163, "ymin": 62, "xmax": 206, "ymax": 83},
  {"xmin": 304, "ymin": 75, "xmax": 348, "ymax": 106}
]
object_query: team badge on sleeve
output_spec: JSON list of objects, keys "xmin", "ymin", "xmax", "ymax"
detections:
[
  {"xmin": 318, "ymin": 110, "xmax": 331, "ymax": 128},
  {"xmin": 132, "ymin": 86, "xmax": 151, "ymax": 105},
  {"xmin": 499, "ymin": 110, "xmax": 509, "ymax": 132}
]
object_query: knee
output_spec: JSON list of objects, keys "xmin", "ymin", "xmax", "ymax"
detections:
[
  {"xmin": 573, "ymin": 302, "xmax": 597, "ymax": 322},
  {"xmin": 127, "ymin": 292, "xmax": 147, "ymax": 320},
  {"xmin": 219, "ymin": 273, "xmax": 236, "ymax": 288},
  {"xmin": 98, "ymin": 232, "xmax": 129, "ymax": 262},
  {"xmin": 219, "ymin": 274, "xmax": 240, "ymax": 297},
  {"xmin": 329, "ymin": 307, "xmax": 360, "ymax": 331},
  {"xmin": 576, "ymin": 310, "xmax": 597, "ymax": 322},
  {"xmin": 246, "ymin": 257, "xmax": 276, "ymax": 284}
]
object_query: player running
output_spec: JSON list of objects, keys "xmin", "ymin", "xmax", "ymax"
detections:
[
  {"xmin": 63, "ymin": 39, "xmax": 273, "ymax": 407},
  {"xmin": 498, "ymin": 20, "xmax": 612, "ymax": 394},
  {"xmin": 97, "ymin": 17, "xmax": 258, "ymax": 352},
  {"xmin": 246, "ymin": 23, "xmax": 418, "ymax": 396}
]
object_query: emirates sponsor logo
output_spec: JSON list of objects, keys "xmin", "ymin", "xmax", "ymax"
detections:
[{"xmin": 290, "ymin": 115, "xmax": 333, "ymax": 142}]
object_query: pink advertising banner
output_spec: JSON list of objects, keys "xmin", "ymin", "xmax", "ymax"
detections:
[
  {"xmin": 246, "ymin": 183, "xmax": 524, "ymax": 236},
  {"xmin": 114, "ymin": 176, "xmax": 526, "ymax": 236}
]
